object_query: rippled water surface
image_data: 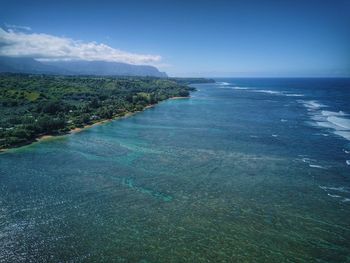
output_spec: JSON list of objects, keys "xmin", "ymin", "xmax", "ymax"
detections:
[{"xmin": 1, "ymin": 78, "xmax": 350, "ymax": 262}]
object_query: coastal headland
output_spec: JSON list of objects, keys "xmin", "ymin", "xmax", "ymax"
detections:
[{"xmin": 0, "ymin": 74, "xmax": 214, "ymax": 152}]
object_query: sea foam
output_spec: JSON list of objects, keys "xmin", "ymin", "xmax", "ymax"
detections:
[
  {"xmin": 228, "ymin": 87, "xmax": 304, "ymax": 97},
  {"xmin": 299, "ymin": 100, "xmax": 327, "ymax": 110},
  {"xmin": 309, "ymin": 164, "xmax": 326, "ymax": 169},
  {"xmin": 328, "ymin": 193, "xmax": 341, "ymax": 198},
  {"xmin": 284, "ymin": 93, "xmax": 304, "ymax": 97},
  {"xmin": 327, "ymin": 116, "xmax": 350, "ymax": 130},
  {"xmin": 319, "ymin": 185, "xmax": 350, "ymax": 203},
  {"xmin": 319, "ymin": 186, "xmax": 350, "ymax": 193},
  {"xmin": 321, "ymin": 110, "xmax": 347, "ymax": 117},
  {"xmin": 250, "ymin": 89, "xmax": 304, "ymax": 97},
  {"xmin": 299, "ymin": 100, "xmax": 350, "ymax": 142},
  {"xmin": 252, "ymin": 89, "xmax": 282, "ymax": 95},
  {"xmin": 301, "ymin": 158, "xmax": 326, "ymax": 169},
  {"xmin": 231, "ymin": 86, "xmax": 249, "ymax": 90},
  {"xmin": 217, "ymin": 82, "xmax": 230, "ymax": 86}
]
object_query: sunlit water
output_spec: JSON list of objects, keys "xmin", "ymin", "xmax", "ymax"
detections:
[{"xmin": 1, "ymin": 78, "xmax": 350, "ymax": 262}]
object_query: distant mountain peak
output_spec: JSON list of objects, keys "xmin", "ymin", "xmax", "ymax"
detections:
[{"xmin": 0, "ymin": 57, "xmax": 167, "ymax": 77}]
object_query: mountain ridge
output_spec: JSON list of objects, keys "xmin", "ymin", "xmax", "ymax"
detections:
[{"xmin": 0, "ymin": 57, "xmax": 167, "ymax": 77}]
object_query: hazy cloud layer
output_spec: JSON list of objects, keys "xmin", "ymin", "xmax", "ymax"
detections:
[
  {"xmin": 0, "ymin": 27, "xmax": 161, "ymax": 65},
  {"xmin": 4, "ymin": 24, "xmax": 32, "ymax": 31}
]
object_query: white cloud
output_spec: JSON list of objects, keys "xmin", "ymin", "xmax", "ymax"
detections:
[
  {"xmin": 4, "ymin": 24, "xmax": 32, "ymax": 31},
  {"xmin": 0, "ymin": 27, "xmax": 162, "ymax": 65}
]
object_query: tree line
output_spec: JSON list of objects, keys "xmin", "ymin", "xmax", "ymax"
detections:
[{"xmin": 0, "ymin": 74, "xmax": 197, "ymax": 149}]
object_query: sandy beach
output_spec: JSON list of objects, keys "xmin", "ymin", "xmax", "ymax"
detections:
[{"xmin": 0, "ymin": 97, "xmax": 186, "ymax": 153}]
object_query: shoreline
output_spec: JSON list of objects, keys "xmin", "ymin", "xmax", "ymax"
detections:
[
  {"xmin": 169, "ymin": 96, "xmax": 189, "ymax": 100},
  {"xmin": 0, "ymin": 96, "xmax": 189, "ymax": 153},
  {"xmin": 0, "ymin": 110, "xmax": 142, "ymax": 153}
]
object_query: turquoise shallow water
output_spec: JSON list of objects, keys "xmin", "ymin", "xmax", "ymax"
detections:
[{"xmin": 1, "ymin": 79, "xmax": 350, "ymax": 262}]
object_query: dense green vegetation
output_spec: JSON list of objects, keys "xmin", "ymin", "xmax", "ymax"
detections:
[{"xmin": 0, "ymin": 73, "xmax": 197, "ymax": 150}]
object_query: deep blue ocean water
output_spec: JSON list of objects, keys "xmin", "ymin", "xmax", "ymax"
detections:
[{"xmin": 0, "ymin": 78, "xmax": 350, "ymax": 262}]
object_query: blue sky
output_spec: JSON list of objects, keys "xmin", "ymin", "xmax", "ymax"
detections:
[{"xmin": 0, "ymin": 0, "xmax": 349, "ymax": 77}]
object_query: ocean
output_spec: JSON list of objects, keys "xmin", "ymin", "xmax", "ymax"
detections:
[{"xmin": 0, "ymin": 78, "xmax": 349, "ymax": 262}]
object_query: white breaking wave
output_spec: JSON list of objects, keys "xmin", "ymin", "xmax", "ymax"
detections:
[
  {"xmin": 334, "ymin": 131, "xmax": 350, "ymax": 141},
  {"xmin": 250, "ymin": 89, "xmax": 304, "ymax": 97},
  {"xmin": 299, "ymin": 100, "xmax": 350, "ymax": 142},
  {"xmin": 319, "ymin": 186, "xmax": 350, "ymax": 203},
  {"xmin": 302, "ymin": 157, "xmax": 315, "ymax": 164},
  {"xmin": 284, "ymin": 93, "xmax": 305, "ymax": 97},
  {"xmin": 313, "ymin": 133, "xmax": 329, "ymax": 137},
  {"xmin": 252, "ymin": 89, "xmax": 282, "ymax": 95},
  {"xmin": 309, "ymin": 164, "xmax": 326, "ymax": 169},
  {"xmin": 231, "ymin": 86, "xmax": 249, "ymax": 90},
  {"xmin": 321, "ymin": 110, "xmax": 347, "ymax": 117},
  {"xmin": 319, "ymin": 186, "xmax": 350, "ymax": 193},
  {"xmin": 328, "ymin": 193, "xmax": 341, "ymax": 198},
  {"xmin": 298, "ymin": 100, "xmax": 327, "ymax": 110},
  {"xmin": 217, "ymin": 82, "xmax": 230, "ymax": 86},
  {"xmin": 301, "ymin": 158, "xmax": 327, "ymax": 169},
  {"xmin": 327, "ymin": 116, "xmax": 350, "ymax": 130},
  {"xmin": 226, "ymin": 87, "xmax": 304, "ymax": 97}
]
